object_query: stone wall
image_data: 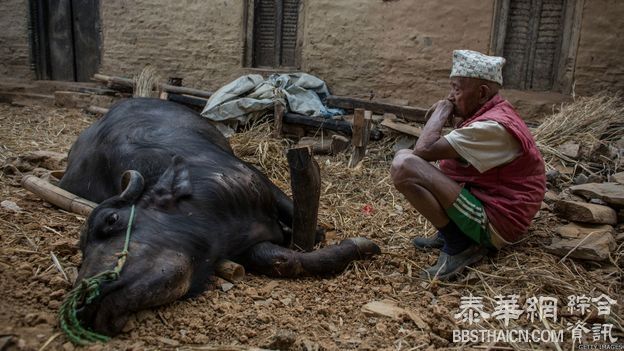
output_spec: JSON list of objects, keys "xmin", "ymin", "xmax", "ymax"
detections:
[
  {"xmin": 300, "ymin": 0, "xmax": 494, "ymax": 106},
  {"xmin": 0, "ymin": 0, "xmax": 33, "ymax": 80},
  {"xmin": 99, "ymin": 0, "xmax": 246, "ymax": 91},
  {"xmin": 573, "ymin": 0, "xmax": 624, "ymax": 95},
  {"xmin": 98, "ymin": 0, "xmax": 495, "ymax": 106}
]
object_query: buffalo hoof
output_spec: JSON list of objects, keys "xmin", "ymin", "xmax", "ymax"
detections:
[{"xmin": 344, "ymin": 237, "xmax": 381, "ymax": 259}]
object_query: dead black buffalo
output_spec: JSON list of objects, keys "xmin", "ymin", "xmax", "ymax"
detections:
[{"xmin": 59, "ymin": 98, "xmax": 380, "ymax": 336}]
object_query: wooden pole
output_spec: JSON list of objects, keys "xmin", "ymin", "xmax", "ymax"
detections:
[
  {"xmin": 22, "ymin": 175, "xmax": 97, "ymax": 216},
  {"xmin": 326, "ymin": 95, "xmax": 428, "ymax": 123},
  {"xmin": 21, "ymin": 174, "xmax": 244, "ymax": 282},
  {"xmin": 287, "ymin": 147, "xmax": 321, "ymax": 252},
  {"xmin": 348, "ymin": 109, "xmax": 372, "ymax": 168},
  {"xmin": 273, "ymin": 101, "xmax": 285, "ymax": 138},
  {"xmin": 92, "ymin": 74, "xmax": 213, "ymax": 98}
]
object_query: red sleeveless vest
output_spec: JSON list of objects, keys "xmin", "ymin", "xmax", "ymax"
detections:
[{"xmin": 439, "ymin": 94, "xmax": 546, "ymax": 242}]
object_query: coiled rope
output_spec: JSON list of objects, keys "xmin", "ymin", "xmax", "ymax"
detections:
[{"xmin": 59, "ymin": 205, "xmax": 136, "ymax": 345}]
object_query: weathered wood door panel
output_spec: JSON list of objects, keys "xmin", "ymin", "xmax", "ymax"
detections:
[
  {"xmin": 252, "ymin": 0, "xmax": 301, "ymax": 68},
  {"xmin": 29, "ymin": 0, "xmax": 100, "ymax": 81},
  {"xmin": 502, "ymin": 0, "xmax": 565, "ymax": 90},
  {"xmin": 47, "ymin": 0, "xmax": 75, "ymax": 81},
  {"xmin": 72, "ymin": 0, "xmax": 101, "ymax": 82}
]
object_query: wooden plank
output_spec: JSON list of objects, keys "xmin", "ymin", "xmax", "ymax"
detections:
[
  {"xmin": 47, "ymin": 0, "xmax": 75, "ymax": 81},
  {"xmin": 166, "ymin": 93, "xmax": 208, "ymax": 110},
  {"xmin": 71, "ymin": 0, "xmax": 101, "ymax": 82},
  {"xmin": 273, "ymin": 101, "xmax": 285, "ymax": 137},
  {"xmin": 380, "ymin": 119, "xmax": 422, "ymax": 138},
  {"xmin": 351, "ymin": 108, "xmax": 365, "ymax": 147},
  {"xmin": 287, "ymin": 147, "xmax": 321, "ymax": 252},
  {"xmin": 284, "ymin": 113, "xmax": 383, "ymax": 141},
  {"xmin": 326, "ymin": 96, "xmax": 427, "ymax": 122},
  {"xmin": 349, "ymin": 109, "xmax": 371, "ymax": 168},
  {"xmin": 160, "ymin": 84, "xmax": 213, "ymax": 98}
]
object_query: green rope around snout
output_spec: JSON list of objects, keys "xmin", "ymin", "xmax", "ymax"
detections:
[{"xmin": 59, "ymin": 205, "xmax": 136, "ymax": 346}]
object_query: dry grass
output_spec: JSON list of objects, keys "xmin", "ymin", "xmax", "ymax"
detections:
[
  {"xmin": 133, "ymin": 65, "xmax": 160, "ymax": 98},
  {"xmin": 534, "ymin": 94, "xmax": 624, "ymax": 177}
]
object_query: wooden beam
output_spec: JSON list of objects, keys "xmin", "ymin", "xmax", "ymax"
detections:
[
  {"xmin": 284, "ymin": 113, "xmax": 382, "ymax": 140},
  {"xmin": 380, "ymin": 119, "xmax": 422, "ymax": 138},
  {"xmin": 93, "ymin": 74, "xmax": 213, "ymax": 98},
  {"xmin": 326, "ymin": 95, "xmax": 428, "ymax": 123},
  {"xmin": 287, "ymin": 147, "xmax": 321, "ymax": 252}
]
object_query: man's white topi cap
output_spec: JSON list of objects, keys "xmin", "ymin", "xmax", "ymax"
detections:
[{"xmin": 450, "ymin": 50, "xmax": 506, "ymax": 85}]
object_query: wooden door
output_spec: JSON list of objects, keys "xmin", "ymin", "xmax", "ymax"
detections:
[
  {"xmin": 501, "ymin": 0, "xmax": 565, "ymax": 90},
  {"xmin": 29, "ymin": 0, "xmax": 101, "ymax": 81},
  {"xmin": 252, "ymin": 0, "xmax": 301, "ymax": 68}
]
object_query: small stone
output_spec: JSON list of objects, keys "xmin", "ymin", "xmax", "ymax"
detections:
[
  {"xmin": 49, "ymin": 276, "xmax": 69, "ymax": 289},
  {"xmin": 545, "ymin": 169, "xmax": 560, "ymax": 183},
  {"xmin": 573, "ymin": 174, "xmax": 589, "ymax": 185},
  {"xmin": 588, "ymin": 174, "xmax": 605, "ymax": 183},
  {"xmin": 554, "ymin": 200, "xmax": 617, "ymax": 225},
  {"xmin": 244, "ymin": 287, "xmax": 260, "ymax": 299},
  {"xmin": 263, "ymin": 330, "xmax": 297, "ymax": 350},
  {"xmin": 570, "ymin": 183, "xmax": 624, "ymax": 207},
  {"xmin": 220, "ymin": 282, "xmax": 234, "ymax": 292},
  {"xmin": 156, "ymin": 337, "xmax": 179, "ymax": 347},
  {"xmin": 546, "ymin": 223, "xmax": 616, "ymax": 261},
  {"xmin": 49, "ymin": 289, "xmax": 66, "ymax": 300},
  {"xmin": 589, "ymin": 198, "xmax": 609, "ymax": 206},
  {"xmin": 62, "ymin": 341, "xmax": 75, "ymax": 351},
  {"xmin": 1, "ymin": 200, "xmax": 22, "ymax": 212},
  {"xmin": 557, "ymin": 141, "xmax": 580, "ymax": 159},
  {"xmin": 610, "ymin": 172, "xmax": 624, "ymax": 184},
  {"xmin": 544, "ymin": 190, "xmax": 559, "ymax": 203}
]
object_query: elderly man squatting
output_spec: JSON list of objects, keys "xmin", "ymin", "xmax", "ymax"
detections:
[{"xmin": 390, "ymin": 50, "xmax": 546, "ymax": 280}]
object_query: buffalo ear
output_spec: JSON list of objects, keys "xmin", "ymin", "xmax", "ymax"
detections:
[{"xmin": 151, "ymin": 156, "xmax": 192, "ymax": 208}]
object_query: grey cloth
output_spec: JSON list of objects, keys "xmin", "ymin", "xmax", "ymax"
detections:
[{"xmin": 200, "ymin": 73, "xmax": 342, "ymax": 136}]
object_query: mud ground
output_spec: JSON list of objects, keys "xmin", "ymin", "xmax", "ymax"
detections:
[{"xmin": 0, "ymin": 102, "xmax": 621, "ymax": 350}]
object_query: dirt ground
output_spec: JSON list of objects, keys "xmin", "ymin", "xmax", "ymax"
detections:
[{"xmin": 0, "ymin": 102, "xmax": 622, "ymax": 351}]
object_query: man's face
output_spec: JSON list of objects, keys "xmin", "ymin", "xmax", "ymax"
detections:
[{"xmin": 447, "ymin": 77, "xmax": 483, "ymax": 119}]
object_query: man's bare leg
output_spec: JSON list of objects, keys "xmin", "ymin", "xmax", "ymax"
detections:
[
  {"xmin": 391, "ymin": 150, "xmax": 487, "ymax": 279},
  {"xmin": 390, "ymin": 149, "xmax": 462, "ymax": 227}
]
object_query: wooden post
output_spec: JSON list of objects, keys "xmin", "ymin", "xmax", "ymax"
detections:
[
  {"xmin": 348, "ymin": 109, "xmax": 372, "ymax": 168},
  {"xmin": 215, "ymin": 259, "xmax": 245, "ymax": 282},
  {"xmin": 287, "ymin": 147, "xmax": 321, "ymax": 252},
  {"xmin": 273, "ymin": 101, "xmax": 285, "ymax": 138},
  {"xmin": 21, "ymin": 174, "xmax": 244, "ymax": 281}
]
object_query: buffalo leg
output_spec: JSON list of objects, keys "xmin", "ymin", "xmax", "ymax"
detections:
[{"xmin": 240, "ymin": 237, "xmax": 381, "ymax": 277}]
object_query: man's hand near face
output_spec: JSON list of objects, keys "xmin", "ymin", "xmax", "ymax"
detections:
[{"xmin": 411, "ymin": 99, "xmax": 461, "ymax": 162}]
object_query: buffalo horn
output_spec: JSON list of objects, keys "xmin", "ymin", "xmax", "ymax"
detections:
[{"xmin": 120, "ymin": 170, "xmax": 145, "ymax": 201}]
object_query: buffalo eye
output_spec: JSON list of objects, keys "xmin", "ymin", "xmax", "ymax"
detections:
[{"xmin": 106, "ymin": 213, "xmax": 119, "ymax": 226}]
